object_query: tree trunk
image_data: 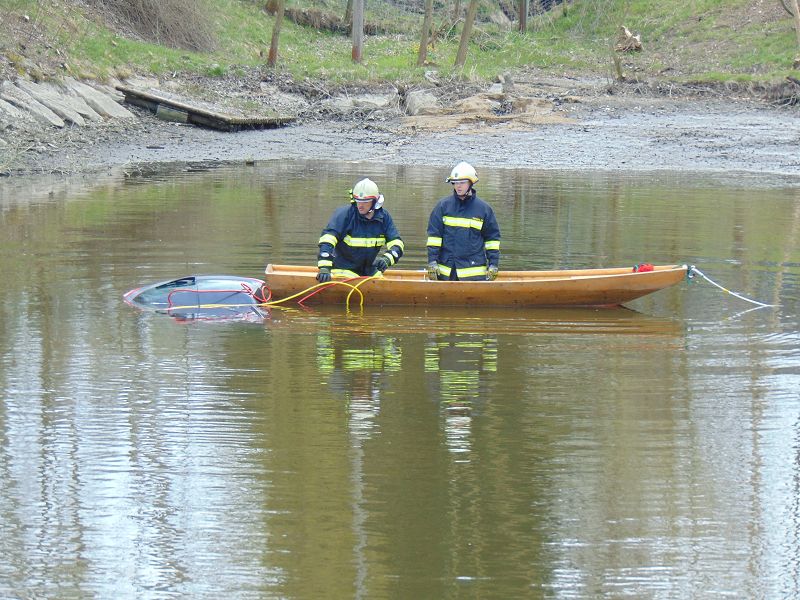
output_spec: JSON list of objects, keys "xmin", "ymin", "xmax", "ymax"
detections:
[
  {"xmin": 344, "ymin": 0, "xmax": 353, "ymax": 26},
  {"xmin": 455, "ymin": 0, "xmax": 478, "ymax": 67},
  {"xmin": 792, "ymin": 0, "xmax": 800, "ymax": 48},
  {"xmin": 417, "ymin": 0, "xmax": 434, "ymax": 66},
  {"xmin": 518, "ymin": 0, "xmax": 528, "ymax": 32},
  {"xmin": 267, "ymin": 0, "xmax": 285, "ymax": 67},
  {"xmin": 351, "ymin": 0, "xmax": 364, "ymax": 63},
  {"xmin": 452, "ymin": 0, "xmax": 462, "ymax": 21}
]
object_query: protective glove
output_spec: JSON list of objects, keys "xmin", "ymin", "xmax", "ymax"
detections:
[
  {"xmin": 486, "ymin": 265, "xmax": 499, "ymax": 281},
  {"xmin": 426, "ymin": 261, "xmax": 439, "ymax": 280},
  {"xmin": 317, "ymin": 267, "xmax": 332, "ymax": 283},
  {"xmin": 372, "ymin": 256, "xmax": 390, "ymax": 273}
]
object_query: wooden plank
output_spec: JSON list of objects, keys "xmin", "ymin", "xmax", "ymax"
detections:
[{"xmin": 116, "ymin": 85, "xmax": 296, "ymax": 131}]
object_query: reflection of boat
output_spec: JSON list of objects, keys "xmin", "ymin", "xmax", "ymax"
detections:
[
  {"xmin": 123, "ymin": 275, "xmax": 268, "ymax": 322},
  {"xmin": 299, "ymin": 305, "xmax": 684, "ymax": 337},
  {"xmin": 263, "ymin": 263, "xmax": 688, "ymax": 308}
]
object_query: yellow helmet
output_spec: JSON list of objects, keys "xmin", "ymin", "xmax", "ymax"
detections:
[
  {"xmin": 446, "ymin": 161, "xmax": 478, "ymax": 184},
  {"xmin": 351, "ymin": 178, "xmax": 384, "ymax": 209}
]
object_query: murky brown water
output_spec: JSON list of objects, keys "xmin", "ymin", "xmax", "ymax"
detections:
[{"xmin": 1, "ymin": 161, "xmax": 798, "ymax": 598}]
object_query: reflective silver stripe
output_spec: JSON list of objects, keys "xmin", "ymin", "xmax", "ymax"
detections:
[
  {"xmin": 443, "ymin": 215, "xmax": 483, "ymax": 230},
  {"xmin": 383, "ymin": 252, "xmax": 396, "ymax": 265},
  {"xmin": 427, "ymin": 236, "xmax": 442, "ymax": 247},
  {"xmin": 484, "ymin": 240, "xmax": 500, "ymax": 251},
  {"xmin": 319, "ymin": 233, "xmax": 338, "ymax": 246},
  {"xmin": 318, "ymin": 259, "xmax": 333, "ymax": 268},
  {"xmin": 343, "ymin": 234, "xmax": 385, "ymax": 247}
]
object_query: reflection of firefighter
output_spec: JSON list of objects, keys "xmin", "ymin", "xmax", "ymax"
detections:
[
  {"xmin": 317, "ymin": 331, "xmax": 401, "ymax": 440},
  {"xmin": 424, "ymin": 334, "xmax": 498, "ymax": 454}
]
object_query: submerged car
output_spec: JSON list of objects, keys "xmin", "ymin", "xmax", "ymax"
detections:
[{"xmin": 124, "ymin": 275, "xmax": 268, "ymax": 322}]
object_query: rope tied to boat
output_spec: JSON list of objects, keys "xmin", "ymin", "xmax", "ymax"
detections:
[{"xmin": 687, "ymin": 265, "xmax": 778, "ymax": 308}]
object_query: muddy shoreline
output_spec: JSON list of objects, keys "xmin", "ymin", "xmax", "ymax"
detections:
[{"xmin": 3, "ymin": 76, "xmax": 800, "ymax": 187}]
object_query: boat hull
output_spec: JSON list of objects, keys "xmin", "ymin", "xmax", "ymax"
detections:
[{"xmin": 263, "ymin": 264, "xmax": 688, "ymax": 307}]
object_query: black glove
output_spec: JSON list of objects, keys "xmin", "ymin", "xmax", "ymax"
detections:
[
  {"xmin": 426, "ymin": 262, "xmax": 439, "ymax": 280},
  {"xmin": 317, "ymin": 267, "xmax": 331, "ymax": 283},
  {"xmin": 373, "ymin": 256, "xmax": 390, "ymax": 273}
]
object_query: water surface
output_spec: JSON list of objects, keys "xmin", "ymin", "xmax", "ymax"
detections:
[{"xmin": 1, "ymin": 162, "xmax": 798, "ymax": 598}]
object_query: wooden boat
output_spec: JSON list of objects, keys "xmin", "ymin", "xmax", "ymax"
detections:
[{"xmin": 263, "ymin": 263, "xmax": 689, "ymax": 308}]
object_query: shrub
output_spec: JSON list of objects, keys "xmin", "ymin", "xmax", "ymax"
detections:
[{"xmin": 88, "ymin": 0, "xmax": 217, "ymax": 52}]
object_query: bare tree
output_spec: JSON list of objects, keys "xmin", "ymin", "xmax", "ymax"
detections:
[
  {"xmin": 518, "ymin": 0, "xmax": 528, "ymax": 32},
  {"xmin": 417, "ymin": 0, "xmax": 434, "ymax": 66},
  {"xmin": 455, "ymin": 0, "xmax": 478, "ymax": 67},
  {"xmin": 352, "ymin": 0, "xmax": 364, "ymax": 62},
  {"xmin": 267, "ymin": 0, "xmax": 285, "ymax": 67},
  {"xmin": 452, "ymin": 0, "xmax": 462, "ymax": 21},
  {"xmin": 344, "ymin": 0, "xmax": 353, "ymax": 26},
  {"xmin": 790, "ymin": 0, "xmax": 800, "ymax": 49}
]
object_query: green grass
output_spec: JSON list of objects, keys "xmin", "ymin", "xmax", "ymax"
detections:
[{"xmin": 2, "ymin": 0, "xmax": 799, "ymax": 85}]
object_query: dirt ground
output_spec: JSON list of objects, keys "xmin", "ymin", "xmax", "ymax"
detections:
[{"xmin": 3, "ymin": 74, "xmax": 800, "ymax": 187}]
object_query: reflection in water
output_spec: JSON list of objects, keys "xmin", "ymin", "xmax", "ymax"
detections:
[
  {"xmin": 425, "ymin": 335, "xmax": 498, "ymax": 457},
  {"xmin": 316, "ymin": 329, "xmax": 402, "ymax": 598},
  {"xmin": 317, "ymin": 330, "xmax": 401, "ymax": 441}
]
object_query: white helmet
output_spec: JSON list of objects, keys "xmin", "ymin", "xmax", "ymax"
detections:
[
  {"xmin": 351, "ymin": 178, "xmax": 384, "ymax": 210},
  {"xmin": 446, "ymin": 161, "xmax": 478, "ymax": 184}
]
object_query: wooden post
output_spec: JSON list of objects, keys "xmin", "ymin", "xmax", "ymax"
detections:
[
  {"xmin": 455, "ymin": 0, "xmax": 478, "ymax": 67},
  {"xmin": 352, "ymin": 0, "xmax": 364, "ymax": 63},
  {"xmin": 518, "ymin": 0, "xmax": 528, "ymax": 33},
  {"xmin": 417, "ymin": 0, "xmax": 434, "ymax": 66},
  {"xmin": 267, "ymin": 0, "xmax": 285, "ymax": 67}
]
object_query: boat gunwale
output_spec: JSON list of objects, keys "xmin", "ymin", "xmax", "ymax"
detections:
[{"xmin": 264, "ymin": 263, "xmax": 688, "ymax": 284}]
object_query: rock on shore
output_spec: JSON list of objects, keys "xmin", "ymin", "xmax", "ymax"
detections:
[{"xmin": 0, "ymin": 77, "xmax": 135, "ymax": 131}]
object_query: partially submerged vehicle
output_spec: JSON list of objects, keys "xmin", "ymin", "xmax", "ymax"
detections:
[{"xmin": 123, "ymin": 275, "xmax": 267, "ymax": 322}]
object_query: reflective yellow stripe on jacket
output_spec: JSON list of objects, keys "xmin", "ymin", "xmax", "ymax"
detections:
[
  {"xmin": 342, "ymin": 234, "xmax": 386, "ymax": 247},
  {"xmin": 331, "ymin": 268, "xmax": 361, "ymax": 278},
  {"xmin": 442, "ymin": 216, "xmax": 484, "ymax": 230},
  {"xmin": 319, "ymin": 233, "xmax": 338, "ymax": 246},
  {"xmin": 383, "ymin": 238, "xmax": 405, "ymax": 265},
  {"xmin": 435, "ymin": 264, "xmax": 488, "ymax": 279}
]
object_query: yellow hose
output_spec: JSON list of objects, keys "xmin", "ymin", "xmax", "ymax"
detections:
[{"xmin": 264, "ymin": 279, "xmax": 367, "ymax": 308}]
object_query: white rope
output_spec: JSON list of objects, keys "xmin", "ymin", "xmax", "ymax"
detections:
[{"xmin": 688, "ymin": 265, "xmax": 779, "ymax": 308}]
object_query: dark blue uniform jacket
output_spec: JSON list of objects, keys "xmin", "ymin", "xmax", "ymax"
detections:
[
  {"xmin": 426, "ymin": 190, "xmax": 501, "ymax": 280},
  {"xmin": 318, "ymin": 204, "xmax": 404, "ymax": 276}
]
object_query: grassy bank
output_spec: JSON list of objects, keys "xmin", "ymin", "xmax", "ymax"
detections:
[{"xmin": 2, "ymin": 0, "xmax": 799, "ymax": 86}]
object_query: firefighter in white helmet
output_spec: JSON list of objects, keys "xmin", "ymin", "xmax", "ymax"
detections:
[
  {"xmin": 316, "ymin": 178, "xmax": 404, "ymax": 282},
  {"xmin": 426, "ymin": 162, "xmax": 501, "ymax": 281}
]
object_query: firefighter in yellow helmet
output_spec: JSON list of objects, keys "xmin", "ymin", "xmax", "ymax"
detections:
[
  {"xmin": 426, "ymin": 162, "xmax": 501, "ymax": 281},
  {"xmin": 316, "ymin": 178, "xmax": 405, "ymax": 282}
]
